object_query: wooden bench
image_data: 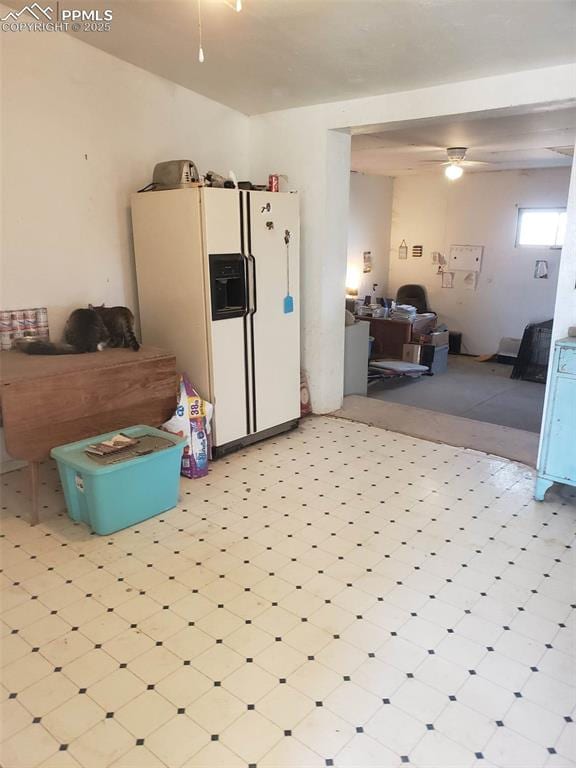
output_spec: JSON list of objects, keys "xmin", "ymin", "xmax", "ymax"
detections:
[{"xmin": 0, "ymin": 347, "xmax": 178, "ymax": 525}]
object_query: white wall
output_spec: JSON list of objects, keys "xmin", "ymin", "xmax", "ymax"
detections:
[
  {"xmin": 249, "ymin": 64, "xmax": 576, "ymax": 413},
  {"xmin": 347, "ymin": 173, "xmax": 393, "ymax": 299},
  {"xmin": 0, "ymin": 19, "xmax": 249, "ymax": 338},
  {"xmin": 388, "ymin": 168, "xmax": 570, "ymax": 354},
  {"xmin": 249, "ymin": 110, "xmax": 352, "ymax": 415},
  {"xmin": 0, "ymin": 17, "xmax": 249, "ymax": 470}
]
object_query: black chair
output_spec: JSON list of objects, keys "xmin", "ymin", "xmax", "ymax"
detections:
[
  {"xmin": 396, "ymin": 284, "xmax": 431, "ymax": 314},
  {"xmin": 511, "ymin": 320, "xmax": 553, "ymax": 383}
]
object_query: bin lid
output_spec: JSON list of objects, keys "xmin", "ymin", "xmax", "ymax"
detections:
[
  {"xmin": 86, "ymin": 434, "xmax": 175, "ymax": 466},
  {"xmin": 50, "ymin": 425, "xmax": 185, "ymax": 474}
]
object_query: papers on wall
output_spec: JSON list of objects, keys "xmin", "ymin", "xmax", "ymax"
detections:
[
  {"xmin": 442, "ymin": 271, "xmax": 455, "ymax": 289},
  {"xmin": 534, "ymin": 260, "xmax": 549, "ymax": 279},
  {"xmin": 363, "ymin": 251, "xmax": 372, "ymax": 273},
  {"xmin": 398, "ymin": 240, "xmax": 408, "ymax": 260},
  {"xmin": 463, "ymin": 271, "xmax": 478, "ymax": 291},
  {"xmin": 448, "ymin": 245, "xmax": 483, "ymax": 272},
  {"xmin": 432, "ymin": 251, "xmax": 446, "ymax": 266}
]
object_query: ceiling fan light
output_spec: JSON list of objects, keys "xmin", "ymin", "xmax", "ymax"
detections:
[{"xmin": 445, "ymin": 164, "xmax": 463, "ymax": 181}]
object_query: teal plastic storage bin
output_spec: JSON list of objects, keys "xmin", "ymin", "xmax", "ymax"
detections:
[{"xmin": 51, "ymin": 426, "xmax": 185, "ymax": 535}]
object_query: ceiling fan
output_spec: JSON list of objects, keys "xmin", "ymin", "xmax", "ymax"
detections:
[{"xmin": 427, "ymin": 147, "xmax": 490, "ymax": 180}]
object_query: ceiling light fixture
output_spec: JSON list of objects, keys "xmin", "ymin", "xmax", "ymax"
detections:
[
  {"xmin": 444, "ymin": 147, "xmax": 467, "ymax": 180},
  {"xmin": 445, "ymin": 164, "xmax": 463, "ymax": 181},
  {"xmin": 236, "ymin": 0, "xmax": 243, "ymax": 11}
]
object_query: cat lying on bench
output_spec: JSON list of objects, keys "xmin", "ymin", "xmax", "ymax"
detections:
[{"xmin": 19, "ymin": 304, "xmax": 140, "ymax": 355}]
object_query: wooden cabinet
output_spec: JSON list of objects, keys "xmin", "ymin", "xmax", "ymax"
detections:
[
  {"xmin": 0, "ymin": 347, "xmax": 177, "ymax": 524},
  {"xmin": 535, "ymin": 338, "xmax": 576, "ymax": 500}
]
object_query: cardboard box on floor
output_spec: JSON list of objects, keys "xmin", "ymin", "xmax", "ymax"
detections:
[
  {"xmin": 418, "ymin": 329, "xmax": 449, "ymax": 347},
  {"xmin": 402, "ymin": 343, "xmax": 422, "ymax": 364}
]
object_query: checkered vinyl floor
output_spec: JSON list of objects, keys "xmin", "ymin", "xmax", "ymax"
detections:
[{"xmin": 1, "ymin": 417, "xmax": 575, "ymax": 768}]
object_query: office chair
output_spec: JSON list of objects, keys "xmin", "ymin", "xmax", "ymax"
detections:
[{"xmin": 396, "ymin": 284, "xmax": 431, "ymax": 314}]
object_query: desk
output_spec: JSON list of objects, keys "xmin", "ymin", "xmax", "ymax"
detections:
[
  {"xmin": 0, "ymin": 347, "xmax": 178, "ymax": 524},
  {"xmin": 357, "ymin": 315, "xmax": 437, "ymax": 359}
]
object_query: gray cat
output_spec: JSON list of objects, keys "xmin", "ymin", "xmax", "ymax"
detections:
[
  {"xmin": 20, "ymin": 305, "xmax": 139, "ymax": 355},
  {"xmin": 90, "ymin": 304, "xmax": 140, "ymax": 351}
]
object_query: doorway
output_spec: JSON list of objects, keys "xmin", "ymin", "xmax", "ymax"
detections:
[{"xmin": 342, "ymin": 105, "xmax": 574, "ymax": 458}]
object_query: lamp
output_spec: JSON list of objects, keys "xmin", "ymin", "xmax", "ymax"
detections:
[{"xmin": 346, "ymin": 266, "xmax": 361, "ymax": 297}]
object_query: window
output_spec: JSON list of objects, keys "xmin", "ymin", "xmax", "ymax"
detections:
[{"xmin": 516, "ymin": 208, "xmax": 566, "ymax": 247}]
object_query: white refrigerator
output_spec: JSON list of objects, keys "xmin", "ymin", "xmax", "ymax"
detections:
[{"xmin": 131, "ymin": 187, "xmax": 300, "ymax": 456}]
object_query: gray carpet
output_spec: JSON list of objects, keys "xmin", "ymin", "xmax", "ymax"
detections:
[{"xmin": 368, "ymin": 355, "xmax": 545, "ymax": 433}]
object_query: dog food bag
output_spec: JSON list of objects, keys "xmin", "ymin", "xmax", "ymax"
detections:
[{"xmin": 162, "ymin": 375, "xmax": 213, "ymax": 479}]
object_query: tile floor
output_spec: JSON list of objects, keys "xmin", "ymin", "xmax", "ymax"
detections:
[{"xmin": 1, "ymin": 416, "xmax": 575, "ymax": 768}]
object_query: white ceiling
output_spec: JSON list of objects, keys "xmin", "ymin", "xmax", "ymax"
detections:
[
  {"xmin": 350, "ymin": 105, "xmax": 576, "ymax": 176},
  {"xmin": 12, "ymin": 0, "xmax": 576, "ymax": 115}
]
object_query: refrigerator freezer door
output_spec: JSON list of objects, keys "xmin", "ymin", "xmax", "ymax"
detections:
[
  {"xmin": 202, "ymin": 188, "xmax": 250, "ymax": 447},
  {"xmin": 248, "ymin": 192, "xmax": 300, "ymax": 433}
]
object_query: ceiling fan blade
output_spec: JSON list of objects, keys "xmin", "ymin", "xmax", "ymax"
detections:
[{"xmin": 423, "ymin": 159, "xmax": 492, "ymax": 167}]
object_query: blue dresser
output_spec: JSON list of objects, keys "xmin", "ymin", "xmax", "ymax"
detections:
[{"xmin": 535, "ymin": 338, "xmax": 576, "ymax": 501}]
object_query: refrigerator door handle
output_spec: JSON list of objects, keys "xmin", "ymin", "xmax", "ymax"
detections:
[
  {"xmin": 243, "ymin": 255, "xmax": 251, "ymax": 317},
  {"xmin": 242, "ymin": 254, "xmax": 252, "ymax": 435},
  {"xmin": 244, "ymin": 191, "xmax": 257, "ymax": 433},
  {"xmin": 239, "ymin": 191, "xmax": 252, "ymax": 435},
  {"xmin": 248, "ymin": 254, "xmax": 257, "ymax": 315},
  {"xmin": 247, "ymin": 252, "xmax": 258, "ymax": 433}
]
